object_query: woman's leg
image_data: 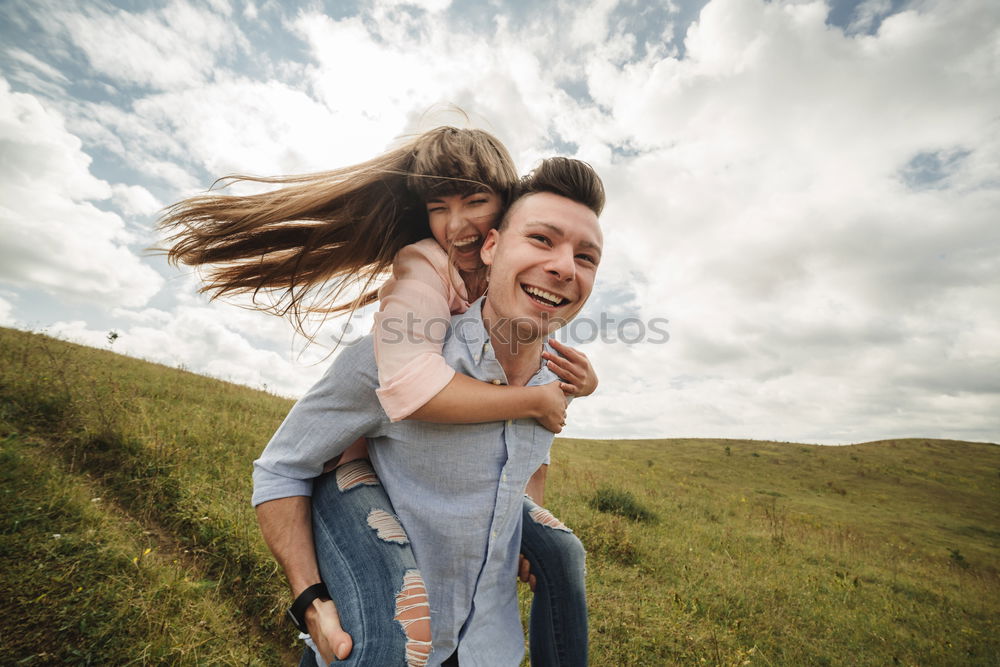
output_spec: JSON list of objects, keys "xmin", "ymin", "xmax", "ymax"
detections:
[
  {"xmin": 520, "ymin": 496, "xmax": 588, "ymax": 667},
  {"xmin": 309, "ymin": 459, "xmax": 432, "ymax": 667}
]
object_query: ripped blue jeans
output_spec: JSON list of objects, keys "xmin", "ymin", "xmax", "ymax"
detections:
[{"xmin": 303, "ymin": 459, "xmax": 587, "ymax": 666}]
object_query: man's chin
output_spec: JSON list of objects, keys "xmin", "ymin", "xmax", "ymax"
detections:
[{"xmin": 515, "ymin": 312, "xmax": 571, "ymax": 340}]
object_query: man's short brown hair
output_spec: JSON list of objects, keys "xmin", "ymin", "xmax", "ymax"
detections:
[{"xmin": 500, "ymin": 157, "xmax": 605, "ymax": 228}]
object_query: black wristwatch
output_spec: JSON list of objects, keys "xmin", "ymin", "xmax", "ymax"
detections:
[{"xmin": 287, "ymin": 582, "xmax": 330, "ymax": 633}]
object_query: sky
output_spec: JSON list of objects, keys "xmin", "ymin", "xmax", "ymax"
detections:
[{"xmin": 1, "ymin": 0, "xmax": 998, "ymax": 445}]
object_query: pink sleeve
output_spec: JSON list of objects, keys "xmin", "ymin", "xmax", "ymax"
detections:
[{"xmin": 373, "ymin": 241, "xmax": 464, "ymax": 421}]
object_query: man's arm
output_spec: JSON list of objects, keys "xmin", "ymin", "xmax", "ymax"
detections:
[
  {"xmin": 252, "ymin": 340, "xmax": 384, "ymax": 661},
  {"xmin": 256, "ymin": 496, "xmax": 353, "ymax": 663}
]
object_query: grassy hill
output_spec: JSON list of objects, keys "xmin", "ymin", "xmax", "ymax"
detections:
[{"xmin": 1, "ymin": 327, "xmax": 997, "ymax": 665}]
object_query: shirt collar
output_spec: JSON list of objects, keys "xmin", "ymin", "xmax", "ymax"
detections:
[{"xmin": 452, "ymin": 297, "xmax": 558, "ymax": 384}]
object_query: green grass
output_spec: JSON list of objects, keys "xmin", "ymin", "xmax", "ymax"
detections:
[{"xmin": 2, "ymin": 327, "xmax": 998, "ymax": 665}]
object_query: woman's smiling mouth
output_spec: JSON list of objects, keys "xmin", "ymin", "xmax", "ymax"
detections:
[{"xmin": 452, "ymin": 235, "xmax": 482, "ymax": 254}]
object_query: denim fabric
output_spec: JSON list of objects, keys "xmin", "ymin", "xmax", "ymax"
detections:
[
  {"xmin": 520, "ymin": 496, "xmax": 588, "ymax": 667},
  {"xmin": 305, "ymin": 461, "xmax": 588, "ymax": 667},
  {"xmin": 306, "ymin": 463, "xmax": 422, "ymax": 666}
]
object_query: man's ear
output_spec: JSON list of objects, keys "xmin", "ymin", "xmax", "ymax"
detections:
[{"xmin": 480, "ymin": 228, "xmax": 500, "ymax": 267}]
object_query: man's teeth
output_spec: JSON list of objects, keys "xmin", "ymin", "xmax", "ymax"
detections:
[
  {"xmin": 523, "ymin": 285, "xmax": 565, "ymax": 306},
  {"xmin": 452, "ymin": 236, "xmax": 479, "ymax": 248}
]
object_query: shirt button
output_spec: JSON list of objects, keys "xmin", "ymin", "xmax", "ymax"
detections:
[
  {"xmin": 502, "ymin": 473, "xmax": 507, "ymax": 481},
  {"xmin": 506, "ymin": 419, "xmax": 513, "ymax": 426},
  {"xmin": 491, "ymin": 379, "xmax": 502, "ymax": 385}
]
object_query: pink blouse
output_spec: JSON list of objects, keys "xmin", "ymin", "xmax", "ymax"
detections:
[{"xmin": 373, "ymin": 238, "xmax": 472, "ymax": 421}]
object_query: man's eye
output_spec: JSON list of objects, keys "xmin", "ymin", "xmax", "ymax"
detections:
[{"xmin": 576, "ymin": 254, "xmax": 596, "ymax": 264}]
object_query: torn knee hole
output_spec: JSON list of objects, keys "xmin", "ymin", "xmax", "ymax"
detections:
[
  {"xmin": 367, "ymin": 509, "xmax": 410, "ymax": 545},
  {"xmin": 529, "ymin": 506, "xmax": 572, "ymax": 532},
  {"xmin": 336, "ymin": 459, "xmax": 380, "ymax": 491},
  {"xmin": 395, "ymin": 569, "xmax": 432, "ymax": 667}
]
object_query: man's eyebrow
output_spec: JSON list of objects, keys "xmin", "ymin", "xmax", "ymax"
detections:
[{"xmin": 525, "ymin": 221, "xmax": 603, "ymax": 256}]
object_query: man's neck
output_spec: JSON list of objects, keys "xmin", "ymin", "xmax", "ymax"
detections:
[{"xmin": 482, "ymin": 300, "xmax": 544, "ymax": 387}]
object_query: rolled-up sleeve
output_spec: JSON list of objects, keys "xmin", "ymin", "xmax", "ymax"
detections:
[
  {"xmin": 374, "ymin": 241, "xmax": 466, "ymax": 421},
  {"xmin": 251, "ymin": 337, "xmax": 386, "ymax": 506}
]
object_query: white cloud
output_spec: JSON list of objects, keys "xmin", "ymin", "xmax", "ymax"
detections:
[
  {"xmin": 2, "ymin": 0, "xmax": 997, "ymax": 444},
  {"xmin": 5, "ymin": 47, "xmax": 70, "ymax": 83},
  {"xmin": 848, "ymin": 0, "xmax": 893, "ymax": 34},
  {"xmin": 111, "ymin": 184, "xmax": 162, "ymax": 217},
  {"xmin": 44, "ymin": 0, "xmax": 250, "ymax": 90},
  {"xmin": 0, "ymin": 79, "xmax": 163, "ymax": 308},
  {"xmin": 566, "ymin": 0, "xmax": 1000, "ymax": 441},
  {"xmin": 49, "ymin": 299, "xmax": 331, "ymax": 397},
  {"xmin": 0, "ymin": 294, "xmax": 14, "ymax": 326},
  {"xmin": 376, "ymin": 0, "xmax": 452, "ymax": 12}
]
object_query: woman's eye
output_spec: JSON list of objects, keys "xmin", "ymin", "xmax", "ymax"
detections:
[{"xmin": 529, "ymin": 234, "xmax": 550, "ymax": 244}]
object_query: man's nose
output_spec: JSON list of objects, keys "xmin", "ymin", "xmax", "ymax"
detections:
[{"xmin": 546, "ymin": 245, "xmax": 576, "ymax": 281}]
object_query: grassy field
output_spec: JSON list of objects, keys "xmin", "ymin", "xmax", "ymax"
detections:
[{"xmin": 1, "ymin": 326, "xmax": 997, "ymax": 665}]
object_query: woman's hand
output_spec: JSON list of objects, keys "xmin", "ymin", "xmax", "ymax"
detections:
[
  {"xmin": 306, "ymin": 598, "xmax": 353, "ymax": 663},
  {"xmin": 543, "ymin": 339, "xmax": 599, "ymax": 397},
  {"xmin": 532, "ymin": 381, "xmax": 569, "ymax": 433}
]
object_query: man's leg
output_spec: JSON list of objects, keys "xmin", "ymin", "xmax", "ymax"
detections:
[
  {"xmin": 310, "ymin": 459, "xmax": 432, "ymax": 666},
  {"xmin": 520, "ymin": 496, "xmax": 588, "ymax": 667}
]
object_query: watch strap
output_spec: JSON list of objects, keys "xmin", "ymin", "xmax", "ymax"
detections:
[{"xmin": 287, "ymin": 582, "xmax": 330, "ymax": 633}]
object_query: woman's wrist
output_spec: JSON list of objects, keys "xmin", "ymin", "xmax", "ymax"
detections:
[{"xmin": 524, "ymin": 385, "xmax": 545, "ymax": 419}]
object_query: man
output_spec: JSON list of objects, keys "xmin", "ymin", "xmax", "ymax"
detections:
[{"xmin": 253, "ymin": 157, "xmax": 605, "ymax": 666}]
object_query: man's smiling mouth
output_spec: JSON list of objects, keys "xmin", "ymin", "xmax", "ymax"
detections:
[{"xmin": 522, "ymin": 284, "xmax": 569, "ymax": 307}]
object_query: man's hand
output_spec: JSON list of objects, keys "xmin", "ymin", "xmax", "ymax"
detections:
[
  {"xmin": 256, "ymin": 498, "xmax": 354, "ymax": 663},
  {"xmin": 306, "ymin": 598, "xmax": 353, "ymax": 663},
  {"xmin": 543, "ymin": 339, "xmax": 598, "ymax": 397},
  {"xmin": 518, "ymin": 553, "xmax": 537, "ymax": 592},
  {"xmin": 532, "ymin": 381, "xmax": 569, "ymax": 433}
]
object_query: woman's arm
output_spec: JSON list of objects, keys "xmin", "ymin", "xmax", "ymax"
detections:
[{"xmin": 409, "ymin": 374, "xmax": 568, "ymax": 432}]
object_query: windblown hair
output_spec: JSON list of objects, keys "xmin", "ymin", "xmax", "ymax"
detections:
[
  {"xmin": 159, "ymin": 127, "xmax": 518, "ymax": 337},
  {"xmin": 502, "ymin": 157, "xmax": 605, "ymax": 228}
]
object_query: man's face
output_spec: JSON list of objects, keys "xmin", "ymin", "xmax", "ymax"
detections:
[{"xmin": 480, "ymin": 191, "xmax": 603, "ymax": 342}]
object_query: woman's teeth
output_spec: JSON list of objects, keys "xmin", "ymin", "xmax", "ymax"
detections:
[{"xmin": 452, "ymin": 236, "xmax": 479, "ymax": 248}]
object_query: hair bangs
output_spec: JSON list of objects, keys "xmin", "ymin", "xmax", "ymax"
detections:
[{"xmin": 405, "ymin": 127, "xmax": 518, "ymax": 204}]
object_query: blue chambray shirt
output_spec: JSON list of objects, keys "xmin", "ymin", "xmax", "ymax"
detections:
[{"xmin": 252, "ymin": 298, "xmax": 558, "ymax": 667}]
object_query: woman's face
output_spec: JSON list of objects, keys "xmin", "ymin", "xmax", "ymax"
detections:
[{"xmin": 425, "ymin": 190, "xmax": 503, "ymax": 271}]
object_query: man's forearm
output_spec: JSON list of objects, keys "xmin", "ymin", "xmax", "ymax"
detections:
[{"xmin": 256, "ymin": 496, "xmax": 322, "ymax": 596}]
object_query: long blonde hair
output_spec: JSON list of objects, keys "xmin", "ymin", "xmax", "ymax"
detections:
[{"xmin": 159, "ymin": 127, "xmax": 518, "ymax": 337}]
